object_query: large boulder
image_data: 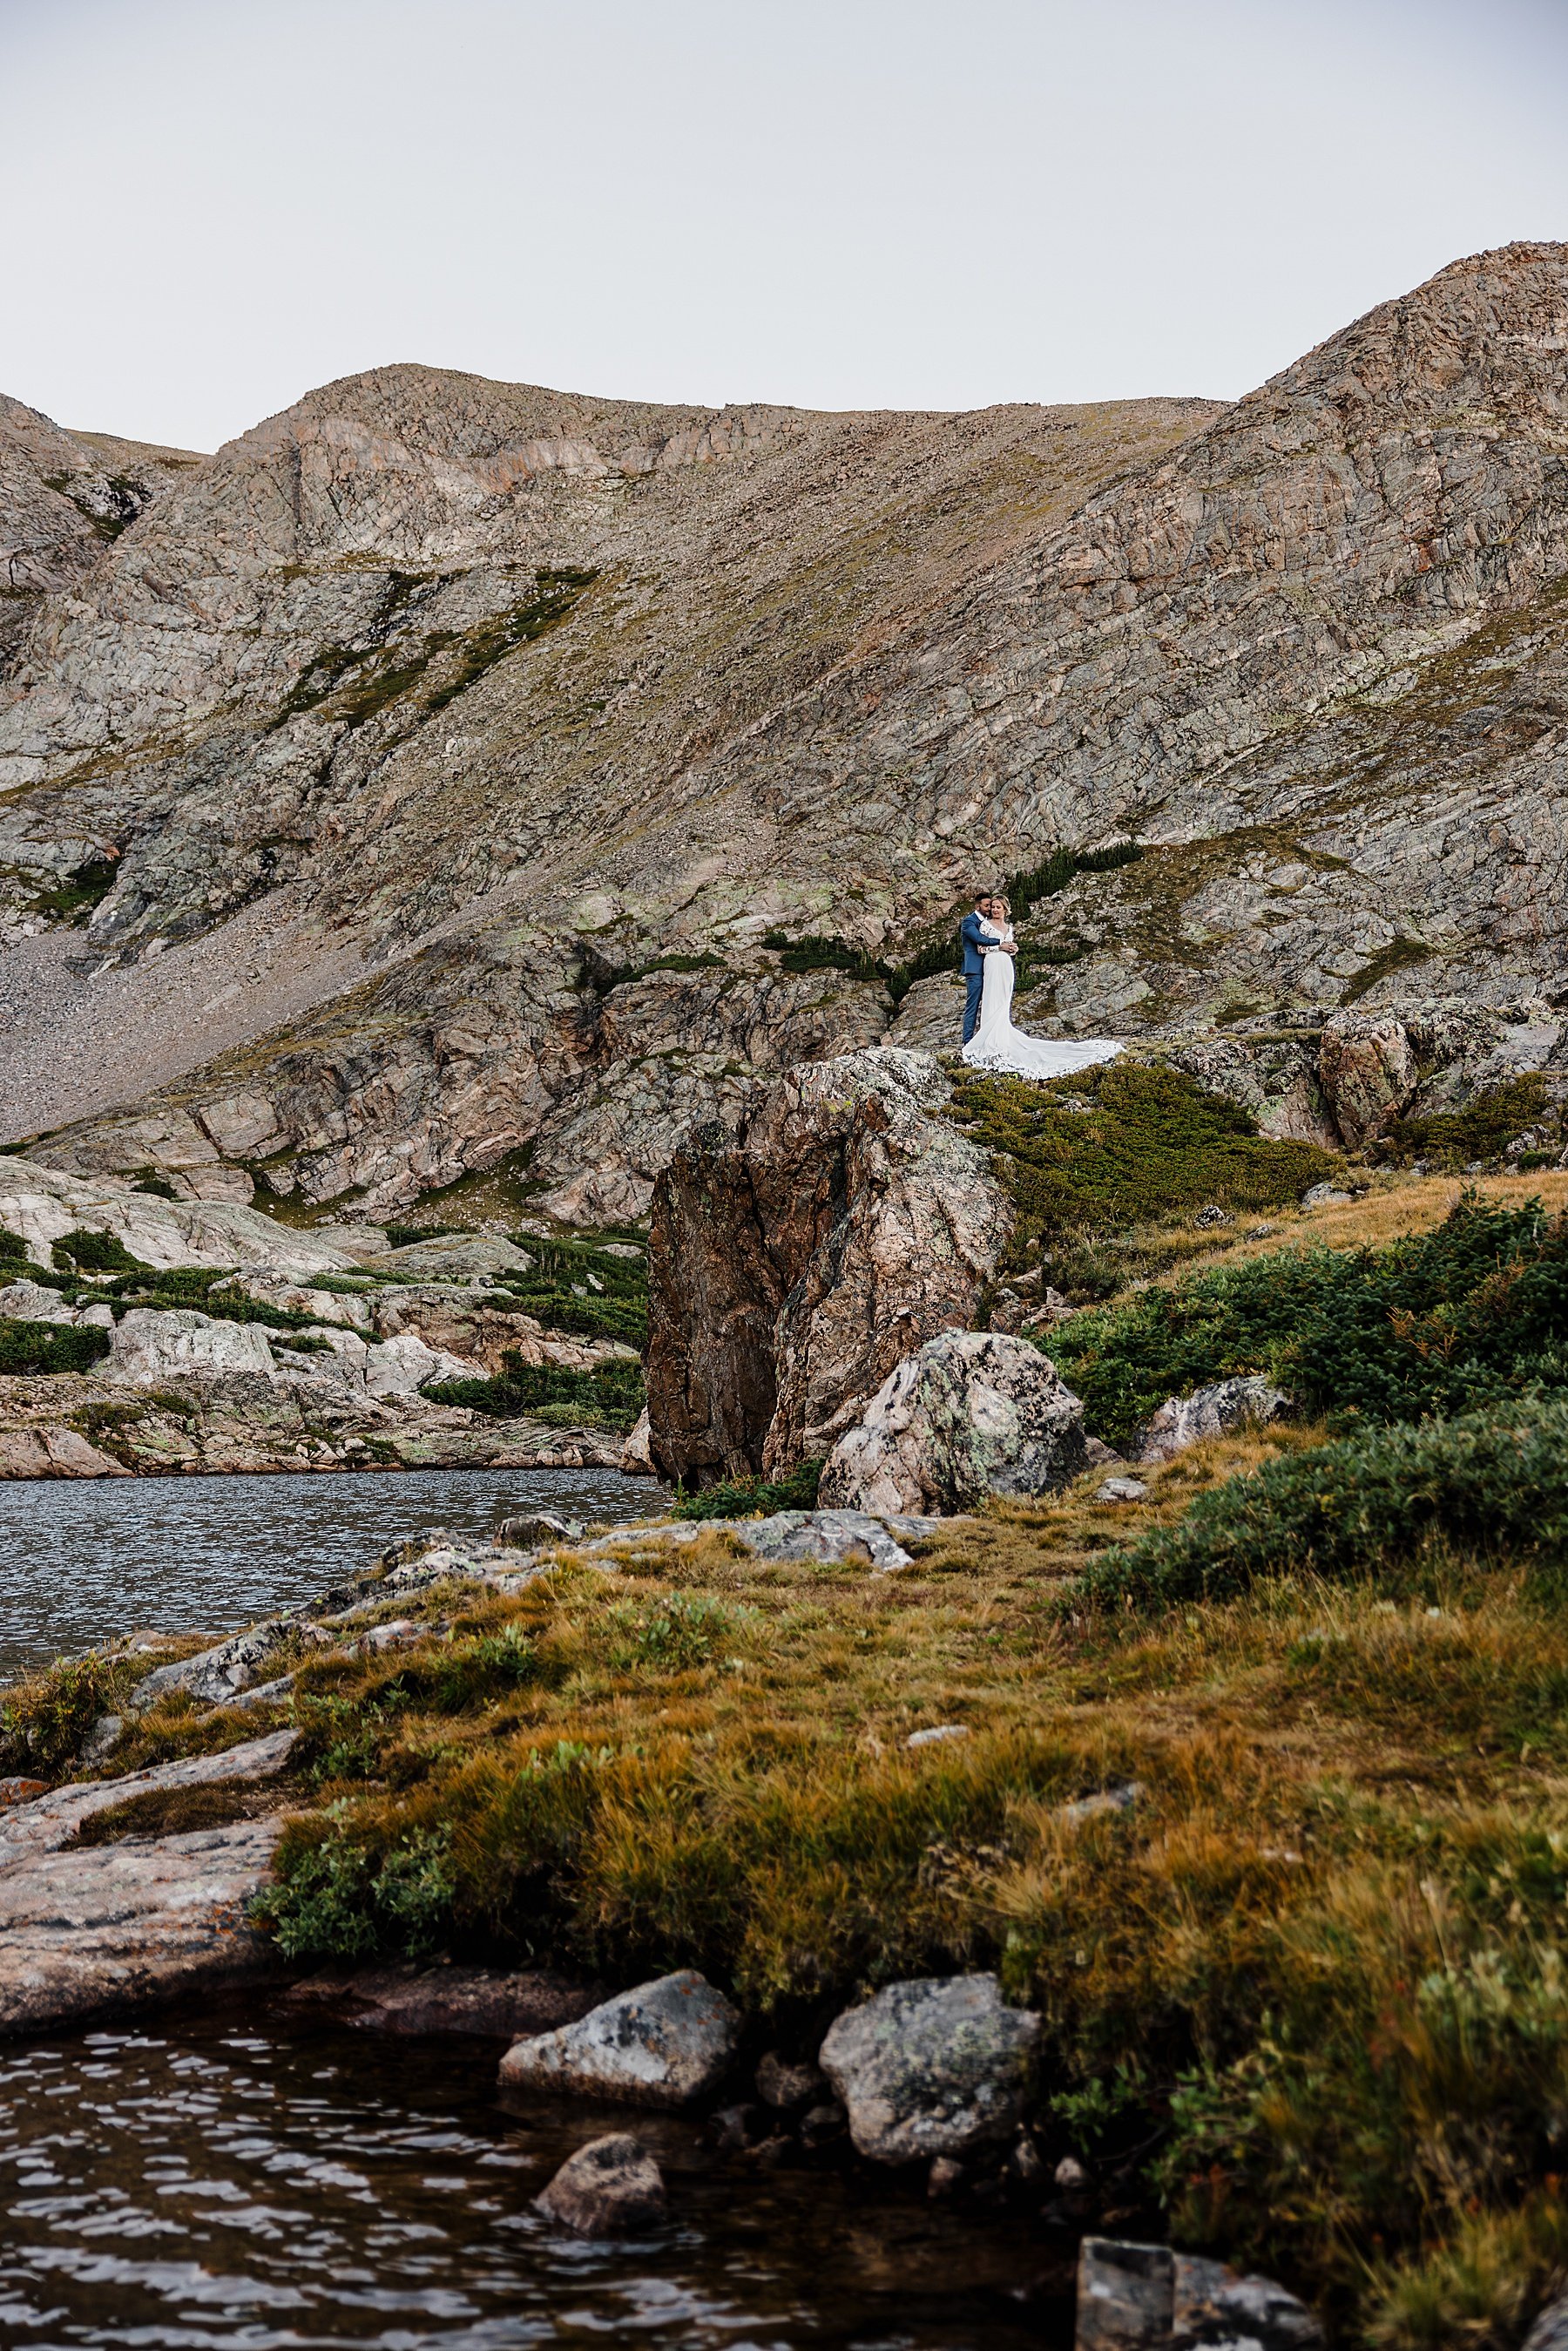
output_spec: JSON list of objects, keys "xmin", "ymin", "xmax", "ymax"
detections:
[
  {"xmin": 535, "ymin": 2133, "xmax": 666, "ymax": 2235},
  {"xmin": 497, "ymin": 1969, "xmax": 741, "ymax": 2108},
  {"xmin": 817, "ymin": 1974, "xmax": 1040, "ymax": 2163},
  {"xmin": 645, "ymin": 1049, "xmax": 1012, "ymax": 1487},
  {"xmin": 819, "ymin": 1329, "xmax": 1086, "ymax": 1514}
]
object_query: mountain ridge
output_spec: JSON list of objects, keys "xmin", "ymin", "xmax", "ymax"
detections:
[{"xmin": 0, "ymin": 240, "xmax": 1564, "ymax": 1218}]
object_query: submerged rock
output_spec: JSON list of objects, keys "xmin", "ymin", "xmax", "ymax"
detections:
[
  {"xmin": 498, "ymin": 1969, "xmax": 741, "ymax": 2108},
  {"xmin": 1135, "ymin": 1376, "xmax": 1289, "ymax": 1467},
  {"xmin": 535, "ymin": 2133, "xmax": 666, "ymax": 2235},
  {"xmin": 819, "ymin": 1328, "xmax": 1085, "ymax": 1514},
  {"xmin": 818, "ymin": 1974, "xmax": 1041, "ymax": 2164},
  {"xmin": 281, "ymin": 1962, "xmax": 599, "ymax": 2039}
]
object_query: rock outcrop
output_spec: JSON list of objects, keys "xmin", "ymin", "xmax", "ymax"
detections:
[
  {"xmin": 819, "ymin": 1329, "xmax": 1086, "ymax": 1514},
  {"xmin": 645, "ymin": 1049, "xmax": 1011, "ymax": 1486},
  {"xmin": 498, "ymin": 1970, "xmax": 741, "ymax": 2107},
  {"xmin": 1135, "ymin": 1377, "xmax": 1290, "ymax": 1467},
  {"xmin": 817, "ymin": 1974, "xmax": 1041, "ymax": 2163},
  {"xmin": 0, "ymin": 1730, "xmax": 297, "ymax": 2033}
]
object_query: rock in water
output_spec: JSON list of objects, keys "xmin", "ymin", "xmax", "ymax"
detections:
[
  {"xmin": 645, "ymin": 1049, "xmax": 1011, "ymax": 1487},
  {"xmin": 819, "ymin": 1329, "xmax": 1086, "ymax": 1514},
  {"xmin": 1075, "ymin": 2237, "xmax": 1323, "ymax": 2348},
  {"xmin": 536, "ymin": 2134, "xmax": 666, "ymax": 2235},
  {"xmin": 1135, "ymin": 1376, "xmax": 1288, "ymax": 1467},
  {"xmin": 817, "ymin": 1975, "xmax": 1041, "ymax": 2163},
  {"xmin": 497, "ymin": 1970, "xmax": 741, "ymax": 2107}
]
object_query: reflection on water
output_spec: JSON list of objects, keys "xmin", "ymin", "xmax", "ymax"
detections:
[
  {"xmin": 0, "ymin": 2013, "xmax": 1058, "ymax": 2349},
  {"xmin": 0, "ymin": 1466, "xmax": 667, "ymax": 1684}
]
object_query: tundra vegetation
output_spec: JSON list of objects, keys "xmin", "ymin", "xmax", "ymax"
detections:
[{"xmin": 6, "ymin": 1095, "xmax": 1568, "ymax": 2347}]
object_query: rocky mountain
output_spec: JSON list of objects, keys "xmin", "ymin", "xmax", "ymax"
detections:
[{"xmin": 1, "ymin": 241, "xmax": 1565, "ymax": 1221}]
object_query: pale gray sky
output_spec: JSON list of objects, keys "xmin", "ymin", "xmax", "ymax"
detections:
[{"xmin": 3, "ymin": 0, "xmax": 1565, "ymax": 452}]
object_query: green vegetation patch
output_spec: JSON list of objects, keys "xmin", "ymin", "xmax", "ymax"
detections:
[
  {"xmin": 496, "ymin": 1234, "xmax": 647, "ymax": 1349},
  {"xmin": 1380, "ymin": 1074, "xmax": 1561, "ymax": 1170},
  {"xmin": 51, "ymin": 1228, "xmax": 146, "ymax": 1276},
  {"xmin": 0, "ymin": 1318, "xmax": 111, "ymax": 1376},
  {"xmin": 30, "ymin": 857, "xmax": 119, "ymax": 924},
  {"xmin": 1070, "ymin": 1400, "xmax": 1568, "ymax": 1614},
  {"xmin": 1050, "ymin": 1196, "xmax": 1568, "ymax": 1450},
  {"xmin": 950, "ymin": 1062, "xmax": 1336, "ymax": 1254},
  {"xmin": 670, "ymin": 1458, "xmax": 822, "ymax": 1519},
  {"xmin": 429, "ymin": 1350, "xmax": 645, "ymax": 1433},
  {"xmin": 423, "ymin": 569, "xmax": 598, "ymax": 716}
]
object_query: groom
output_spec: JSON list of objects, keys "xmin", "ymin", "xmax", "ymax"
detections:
[{"xmin": 960, "ymin": 891, "xmax": 996, "ymax": 1043}]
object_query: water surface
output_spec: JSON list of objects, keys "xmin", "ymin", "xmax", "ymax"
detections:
[
  {"xmin": 0, "ymin": 1467, "xmax": 666, "ymax": 1682},
  {"xmin": 0, "ymin": 2013, "xmax": 1060, "ymax": 2348}
]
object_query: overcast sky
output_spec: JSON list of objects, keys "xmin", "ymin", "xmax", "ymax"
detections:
[{"xmin": 3, "ymin": 0, "xmax": 1565, "ymax": 452}]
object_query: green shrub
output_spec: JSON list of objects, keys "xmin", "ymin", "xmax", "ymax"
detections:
[
  {"xmin": 0, "ymin": 1318, "xmax": 112, "ymax": 1375},
  {"xmin": 254, "ymin": 1814, "xmax": 454, "ymax": 1959},
  {"xmin": 496, "ymin": 1234, "xmax": 648, "ymax": 1347},
  {"xmin": 1382, "ymin": 1075, "xmax": 1558, "ymax": 1169},
  {"xmin": 1068, "ymin": 1402, "xmax": 1568, "ymax": 1615},
  {"xmin": 672, "ymin": 1458, "xmax": 822, "ymax": 1518},
  {"xmin": 382, "ymin": 1223, "xmax": 459, "ymax": 1249},
  {"xmin": 952, "ymin": 1062, "xmax": 1337, "ymax": 1252},
  {"xmin": 0, "ymin": 1651, "xmax": 130, "ymax": 1774},
  {"xmin": 429, "ymin": 1349, "xmax": 645, "ymax": 1431},
  {"xmin": 51, "ymin": 1227, "xmax": 148, "ymax": 1275},
  {"xmin": 32, "ymin": 857, "xmax": 119, "ymax": 922},
  {"xmin": 1051, "ymin": 1196, "xmax": 1568, "ymax": 1448}
]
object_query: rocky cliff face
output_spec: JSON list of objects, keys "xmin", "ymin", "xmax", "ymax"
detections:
[
  {"xmin": 2, "ymin": 243, "xmax": 1565, "ymax": 1216},
  {"xmin": 645, "ymin": 1051, "xmax": 1010, "ymax": 1485}
]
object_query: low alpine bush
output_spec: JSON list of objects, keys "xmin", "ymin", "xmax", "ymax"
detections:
[
  {"xmin": 1068, "ymin": 1401, "xmax": 1568, "ymax": 1615},
  {"xmin": 1051, "ymin": 1195, "xmax": 1568, "ymax": 1449}
]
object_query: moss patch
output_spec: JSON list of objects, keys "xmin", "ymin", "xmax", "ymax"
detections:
[{"xmin": 949, "ymin": 1062, "xmax": 1338, "ymax": 1250}]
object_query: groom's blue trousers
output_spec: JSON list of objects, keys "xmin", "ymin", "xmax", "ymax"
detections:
[{"xmin": 963, "ymin": 970, "xmax": 983, "ymax": 1043}]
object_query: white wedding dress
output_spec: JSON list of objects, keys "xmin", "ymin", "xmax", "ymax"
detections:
[{"xmin": 961, "ymin": 921, "xmax": 1122, "ymax": 1081}]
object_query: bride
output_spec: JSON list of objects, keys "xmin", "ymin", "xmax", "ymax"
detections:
[{"xmin": 961, "ymin": 895, "xmax": 1122, "ymax": 1081}]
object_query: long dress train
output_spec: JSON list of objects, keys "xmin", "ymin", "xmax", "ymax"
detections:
[{"xmin": 960, "ymin": 922, "xmax": 1121, "ymax": 1081}]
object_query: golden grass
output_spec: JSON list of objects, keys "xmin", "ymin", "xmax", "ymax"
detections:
[
  {"xmin": 1177, "ymin": 1168, "xmax": 1568, "ymax": 1282},
  {"xmin": 16, "ymin": 1418, "xmax": 1563, "ymax": 2345}
]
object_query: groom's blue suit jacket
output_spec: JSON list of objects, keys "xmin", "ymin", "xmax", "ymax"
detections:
[{"xmin": 961, "ymin": 911, "xmax": 990, "ymax": 976}]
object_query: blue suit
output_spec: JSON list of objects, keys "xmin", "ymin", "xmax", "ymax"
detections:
[{"xmin": 961, "ymin": 911, "xmax": 990, "ymax": 1044}]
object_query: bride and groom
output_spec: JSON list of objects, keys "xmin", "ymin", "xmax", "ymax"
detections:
[{"xmin": 959, "ymin": 889, "xmax": 1121, "ymax": 1081}]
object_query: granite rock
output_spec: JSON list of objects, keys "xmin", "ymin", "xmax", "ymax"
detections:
[
  {"xmin": 817, "ymin": 1974, "xmax": 1041, "ymax": 2164},
  {"xmin": 498, "ymin": 1969, "xmax": 741, "ymax": 2108},
  {"xmin": 819, "ymin": 1328, "xmax": 1085, "ymax": 1514}
]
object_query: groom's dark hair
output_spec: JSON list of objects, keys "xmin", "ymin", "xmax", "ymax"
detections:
[{"xmin": 971, "ymin": 886, "xmax": 990, "ymax": 903}]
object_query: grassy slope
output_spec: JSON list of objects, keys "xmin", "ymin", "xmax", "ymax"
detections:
[{"xmin": 9, "ymin": 1148, "xmax": 1568, "ymax": 2345}]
